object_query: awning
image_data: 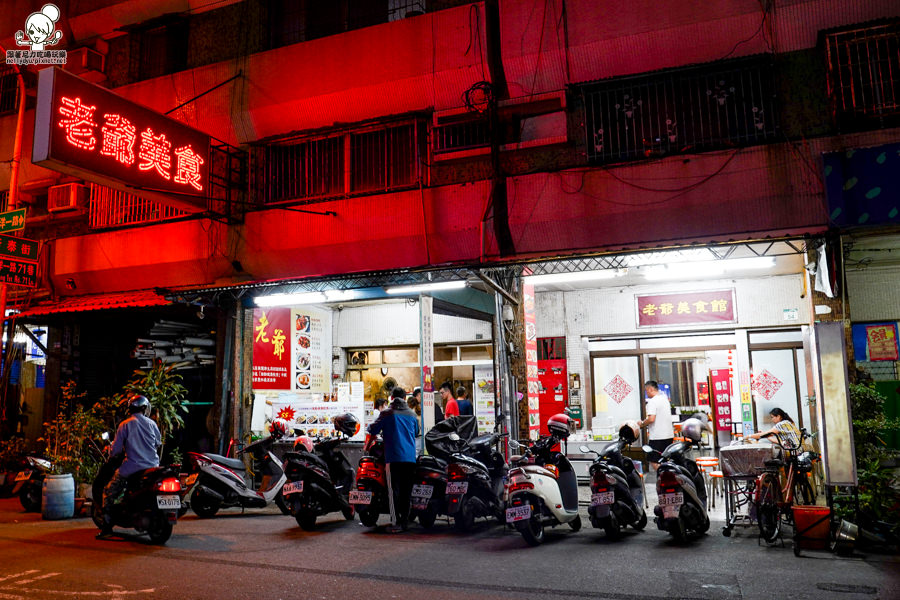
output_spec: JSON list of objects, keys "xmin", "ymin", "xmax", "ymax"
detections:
[{"xmin": 13, "ymin": 289, "xmax": 172, "ymax": 319}]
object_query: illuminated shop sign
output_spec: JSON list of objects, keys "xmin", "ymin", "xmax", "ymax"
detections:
[
  {"xmin": 33, "ymin": 68, "xmax": 210, "ymax": 211},
  {"xmin": 636, "ymin": 289, "xmax": 736, "ymax": 327}
]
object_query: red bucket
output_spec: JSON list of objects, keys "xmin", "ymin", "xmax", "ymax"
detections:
[{"xmin": 792, "ymin": 506, "xmax": 831, "ymax": 550}]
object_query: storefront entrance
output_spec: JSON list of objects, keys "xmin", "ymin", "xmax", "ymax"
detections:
[{"xmin": 589, "ymin": 329, "xmax": 810, "ymax": 447}]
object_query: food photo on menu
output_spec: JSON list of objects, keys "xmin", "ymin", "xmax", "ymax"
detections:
[
  {"xmin": 297, "ymin": 372, "xmax": 311, "ymax": 389},
  {"xmin": 296, "ymin": 314, "xmax": 310, "ymax": 333}
]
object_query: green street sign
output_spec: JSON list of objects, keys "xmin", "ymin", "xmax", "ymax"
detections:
[
  {"xmin": 0, "ymin": 232, "xmax": 38, "ymax": 261},
  {"xmin": 0, "ymin": 209, "xmax": 26, "ymax": 233}
]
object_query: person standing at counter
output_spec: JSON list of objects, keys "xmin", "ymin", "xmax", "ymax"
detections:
[
  {"xmin": 456, "ymin": 386, "xmax": 473, "ymax": 416},
  {"xmin": 441, "ymin": 382, "xmax": 459, "ymax": 417},
  {"xmin": 639, "ymin": 380, "xmax": 674, "ymax": 470}
]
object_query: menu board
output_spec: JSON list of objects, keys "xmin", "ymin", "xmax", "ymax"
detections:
[
  {"xmin": 291, "ymin": 307, "xmax": 332, "ymax": 393},
  {"xmin": 272, "ymin": 392, "xmax": 365, "ymax": 442},
  {"xmin": 474, "ymin": 365, "xmax": 496, "ymax": 433}
]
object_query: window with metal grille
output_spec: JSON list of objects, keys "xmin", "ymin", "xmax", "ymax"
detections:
[
  {"xmin": 825, "ymin": 21, "xmax": 900, "ymax": 125},
  {"xmin": 255, "ymin": 121, "xmax": 422, "ymax": 205},
  {"xmin": 581, "ymin": 57, "xmax": 777, "ymax": 163},
  {"xmin": 434, "ymin": 119, "xmax": 490, "ymax": 154},
  {"xmin": 0, "ymin": 66, "xmax": 19, "ymax": 114},
  {"xmin": 137, "ymin": 21, "xmax": 188, "ymax": 80},
  {"xmin": 89, "ymin": 183, "xmax": 186, "ymax": 229}
]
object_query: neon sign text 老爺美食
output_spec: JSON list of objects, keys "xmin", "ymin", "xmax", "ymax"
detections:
[{"xmin": 56, "ymin": 95, "xmax": 205, "ymax": 192}]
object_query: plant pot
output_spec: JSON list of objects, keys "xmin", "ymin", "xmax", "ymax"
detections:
[
  {"xmin": 79, "ymin": 483, "xmax": 93, "ymax": 501},
  {"xmin": 74, "ymin": 497, "xmax": 85, "ymax": 516},
  {"xmin": 42, "ymin": 474, "xmax": 75, "ymax": 520}
]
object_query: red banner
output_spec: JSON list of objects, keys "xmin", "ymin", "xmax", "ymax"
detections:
[
  {"xmin": 636, "ymin": 289, "xmax": 736, "ymax": 327},
  {"xmin": 866, "ymin": 324, "xmax": 899, "ymax": 361},
  {"xmin": 252, "ymin": 307, "xmax": 291, "ymax": 389},
  {"xmin": 523, "ymin": 280, "xmax": 540, "ymax": 440},
  {"xmin": 709, "ymin": 369, "xmax": 733, "ymax": 432}
]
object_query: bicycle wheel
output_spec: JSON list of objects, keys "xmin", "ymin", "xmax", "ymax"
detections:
[
  {"xmin": 756, "ymin": 473, "xmax": 781, "ymax": 543},
  {"xmin": 792, "ymin": 475, "xmax": 815, "ymax": 506}
]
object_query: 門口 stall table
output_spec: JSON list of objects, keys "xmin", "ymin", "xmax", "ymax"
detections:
[{"xmin": 719, "ymin": 443, "xmax": 779, "ymax": 537}]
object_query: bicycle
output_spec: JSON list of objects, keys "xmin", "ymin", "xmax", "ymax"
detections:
[{"xmin": 752, "ymin": 428, "xmax": 818, "ymax": 543}]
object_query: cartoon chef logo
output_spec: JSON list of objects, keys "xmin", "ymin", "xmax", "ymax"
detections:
[{"xmin": 15, "ymin": 4, "xmax": 63, "ymax": 51}]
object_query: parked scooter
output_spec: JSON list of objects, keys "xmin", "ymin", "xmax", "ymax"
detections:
[
  {"xmin": 187, "ymin": 421, "xmax": 289, "ymax": 518},
  {"xmin": 91, "ymin": 454, "xmax": 183, "ymax": 544},
  {"xmin": 427, "ymin": 416, "xmax": 508, "ymax": 532},
  {"xmin": 643, "ymin": 418, "xmax": 709, "ymax": 542},
  {"xmin": 282, "ymin": 414, "xmax": 359, "ymax": 530},
  {"xmin": 506, "ymin": 414, "xmax": 581, "ymax": 546},
  {"xmin": 580, "ymin": 421, "xmax": 648, "ymax": 539},
  {"xmin": 350, "ymin": 436, "xmax": 389, "ymax": 527},
  {"xmin": 12, "ymin": 455, "xmax": 51, "ymax": 512},
  {"xmin": 408, "ymin": 453, "xmax": 448, "ymax": 529}
]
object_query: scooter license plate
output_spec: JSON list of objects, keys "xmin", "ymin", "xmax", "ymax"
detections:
[
  {"xmin": 446, "ymin": 482, "xmax": 468, "ymax": 495},
  {"xmin": 411, "ymin": 484, "xmax": 433, "ymax": 499},
  {"xmin": 349, "ymin": 490, "xmax": 372, "ymax": 505},
  {"xmin": 506, "ymin": 505, "xmax": 531, "ymax": 523},
  {"xmin": 660, "ymin": 493, "xmax": 683, "ymax": 518},
  {"xmin": 157, "ymin": 495, "xmax": 181, "ymax": 510},
  {"xmin": 282, "ymin": 481, "xmax": 304, "ymax": 496},
  {"xmin": 591, "ymin": 491, "xmax": 615, "ymax": 506},
  {"xmin": 14, "ymin": 470, "xmax": 31, "ymax": 482}
]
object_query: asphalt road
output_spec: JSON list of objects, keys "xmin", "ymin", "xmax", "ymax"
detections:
[{"xmin": 0, "ymin": 497, "xmax": 896, "ymax": 600}]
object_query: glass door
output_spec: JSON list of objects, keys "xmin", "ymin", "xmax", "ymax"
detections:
[
  {"xmin": 750, "ymin": 349, "xmax": 801, "ymax": 434},
  {"xmin": 591, "ymin": 356, "xmax": 643, "ymax": 439}
]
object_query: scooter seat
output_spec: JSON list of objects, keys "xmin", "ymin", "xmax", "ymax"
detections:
[{"xmin": 206, "ymin": 453, "xmax": 246, "ymax": 471}]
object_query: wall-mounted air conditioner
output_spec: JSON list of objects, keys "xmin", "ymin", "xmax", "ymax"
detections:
[
  {"xmin": 65, "ymin": 47, "xmax": 106, "ymax": 82},
  {"xmin": 48, "ymin": 183, "xmax": 89, "ymax": 213}
]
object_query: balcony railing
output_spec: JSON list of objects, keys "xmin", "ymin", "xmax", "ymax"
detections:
[
  {"xmin": 581, "ymin": 57, "xmax": 777, "ymax": 163},
  {"xmin": 89, "ymin": 183, "xmax": 186, "ymax": 229}
]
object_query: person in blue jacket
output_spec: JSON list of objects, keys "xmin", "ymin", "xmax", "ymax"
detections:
[{"xmin": 366, "ymin": 386, "xmax": 419, "ymax": 532}]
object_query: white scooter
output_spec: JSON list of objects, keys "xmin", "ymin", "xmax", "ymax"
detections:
[
  {"xmin": 186, "ymin": 423, "xmax": 289, "ymax": 518},
  {"xmin": 505, "ymin": 414, "xmax": 581, "ymax": 546}
]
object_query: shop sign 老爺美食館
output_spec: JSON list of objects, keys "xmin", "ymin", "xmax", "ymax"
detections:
[{"xmin": 636, "ymin": 289, "xmax": 736, "ymax": 327}]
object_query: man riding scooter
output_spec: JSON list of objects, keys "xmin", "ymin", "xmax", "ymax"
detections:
[{"xmin": 96, "ymin": 394, "xmax": 161, "ymax": 540}]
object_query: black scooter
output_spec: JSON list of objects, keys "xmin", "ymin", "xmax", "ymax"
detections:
[
  {"xmin": 408, "ymin": 454, "xmax": 448, "ymax": 529},
  {"xmin": 12, "ymin": 456, "xmax": 51, "ymax": 512},
  {"xmin": 91, "ymin": 455, "xmax": 183, "ymax": 544},
  {"xmin": 580, "ymin": 424, "xmax": 647, "ymax": 539},
  {"xmin": 282, "ymin": 415, "xmax": 359, "ymax": 531},
  {"xmin": 644, "ymin": 436, "xmax": 709, "ymax": 542},
  {"xmin": 434, "ymin": 416, "xmax": 508, "ymax": 532}
]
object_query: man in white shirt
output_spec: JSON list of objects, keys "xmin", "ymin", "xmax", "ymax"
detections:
[{"xmin": 639, "ymin": 380, "xmax": 674, "ymax": 470}]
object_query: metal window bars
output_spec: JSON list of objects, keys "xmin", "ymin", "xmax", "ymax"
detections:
[
  {"xmin": 433, "ymin": 119, "xmax": 490, "ymax": 154},
  {"xmin": 825, "ymin": 21, "xmax": 900, "ymax": 120},
  {"xmin": 88, "ymin": 183, "xmax": 186, "ymax": 229},
  {"xmin": 0, "ymin": 66, "xmax": 18, "ymax": 115},
  {"xmin": 581, "ymin": 57, "xmax": 777, "ymax": 163},
  {"xmin": 254, "ymin": 121, "xmax": 422, "ymax": 205}
]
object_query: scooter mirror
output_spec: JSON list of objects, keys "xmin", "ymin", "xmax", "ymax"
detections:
[
  {"xmin": 508, "ymin": 439, "xmax": 520, "ymax": 450},
  {"xmin": 641, "ymin": 444, "xmax": 653, "ymax": 454},
  {"xmin": 578, "ymin": 445, "xmax": 591, "ymax": 453},
  {"xmin": 449, "ymin": 433, "xmax": 460, "ymax": 442}
]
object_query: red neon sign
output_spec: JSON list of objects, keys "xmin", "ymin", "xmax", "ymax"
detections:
[{"xmin": 34, "ymin": 68, "xmax": 210, "ymax": 208}]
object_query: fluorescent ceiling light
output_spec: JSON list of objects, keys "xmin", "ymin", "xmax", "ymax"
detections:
[
  {"xmin": 642, "ymin": 257, "xmax": 775, "ymax": 281},
  {"xmin": 254, "ymin": 289, "xmax": 361, "ymax": 306},
  {"xmin": 384, "ymin": 281, "xmax": 467, "ymax": 294},
  {"xmin": 524, "ymin": 269, "xmax": 625, "ymax": 286}
]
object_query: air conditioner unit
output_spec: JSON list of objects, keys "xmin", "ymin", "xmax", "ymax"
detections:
[
  {"xmin": 65, "ymin": 47, "xmax": 106, "ymax": 82},
  {"xmin": 48, "ymin": 183, "xmax": 89, "ymax": 213},
  {"xmin": 349, "ymin": 351, "xmax": 368, "ymax": 366}
]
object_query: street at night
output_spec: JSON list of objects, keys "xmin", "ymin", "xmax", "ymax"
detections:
[{"xmin": 0, "ymin": 498, "xmax": 897, "ymax": 600}]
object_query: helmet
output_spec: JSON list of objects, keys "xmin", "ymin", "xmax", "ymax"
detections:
[
  {"xmin": 619, "ymin": 420, "xmax": 640, "ymax": 444},
  {"xmin": 547, "ymin": 413, "xmax": 574, "ymax": 439},
  {"xmin": 680, "ymin": 417, "xmax": 703, "ymax": 443},
  {"xmin": 128, "ymin": 394, "xmax": 151, "ymax": 415},
  {"xmin": 293, "ymin": 435, "xmax": 314, "ymax": 453},
  {"xmin": 269, "ymin": 419, "xmax": 288, "ymax": 439},
  {"xmin": 332, "ymin": 413, "xmax": 360, "ymax": 437}
]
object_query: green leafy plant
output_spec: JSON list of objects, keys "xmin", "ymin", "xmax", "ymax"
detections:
[
  {"xmin": 39, "ymin": 381, "xmax": 105, "ymax": 487},
  {"xmin": 123, "ymin": 363, "xmax": 187, "ymax": 458},
  {"xmin": 849, "ymin": 383, "xmax": 900, "ymax": 463}
]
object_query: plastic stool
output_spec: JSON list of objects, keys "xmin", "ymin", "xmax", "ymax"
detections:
[{"xmin": 709, "ymin": 470, "xmax": 724, "ymax": 509}]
